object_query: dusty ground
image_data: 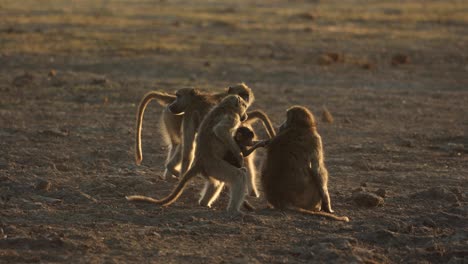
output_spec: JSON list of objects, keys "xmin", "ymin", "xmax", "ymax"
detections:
[{"xmin": 1, "ymin": 0, "xmax": 467, "ymax": 263}]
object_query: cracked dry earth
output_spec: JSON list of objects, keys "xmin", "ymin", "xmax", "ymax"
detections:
[{"xmin": 0, "ymin": 0, "xmax": 467, "ymax": 263}]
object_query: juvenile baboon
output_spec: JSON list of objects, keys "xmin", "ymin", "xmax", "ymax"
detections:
[
  {"xmin": 127, "ymin": 95, "xmax": 250, "ymax": 213},
  {"xmin": 261, "ymin": 106, "xmax": 349, "ymax": 222},
  {"xmin": 225, "ymin": 126, "xmax": 261, "ymax": 167},
  {"xmin": 135, "ymin": 83, "xmax": 275, "ymax": 180},
  {"xmin": 224, "ymin": 126, "xmax": 270, "ymax": 197}
]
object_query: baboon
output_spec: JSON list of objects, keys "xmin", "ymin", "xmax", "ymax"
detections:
[
  {"xmin": 135, "ymin": 83, "xmax": 276, "ymax": 181},
  {"xmin": 223, "ymin": 126, "xmax": 270, "ymax": 197},
  {"xmin": 261, "ymin": 106, "xmax": 349, "ymax": 222},
  {"xmin": 127, "ymin": 95, "xmax": 250, "ymax": 213},
  {"xmin": 225, "ymin": 126, "xmax": 262, "ymax": 167},
  {"xmin": 135, "ymin": 88, "xmax": 216, "ymax": 177}
]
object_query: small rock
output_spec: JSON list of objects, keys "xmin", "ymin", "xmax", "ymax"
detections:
[
  {"xmin": 298, "ymin": 12, "xmax": 317, "ymax": 21},
  {"xmin": 352, "ymin": 191, "xmax": 384, "ymax": 207},
  {"xmin": 35, "ymin": 180, "xmax": 51, "ymax": 191},
  {"xmin": 90, "ymin": 78, "xmax": 108, "ymax": 85},
  {"xmin": 360, "ymin": 62, "xmax": 375, "ymax": 70},
  {"xmin": 48, "ymin": 69, "xmax": 57, "ymax": 77},
  {"xmin": 421, "ymin": 217, "xmax": 437, "ymax": 228},
  {"xmin": 325, "ymin": 52, "xmax": 345, "ymax": 62},
  {"xmin": 318, "ymin": 54, "xmax": 333, "ymax": 66},
  {"xmin": 391, "ymin": 54, "xmax": 410, "ymax": 66},
  {"xmin": 374, "ymin": 188, "xmax": 386, "ymax": 198}
]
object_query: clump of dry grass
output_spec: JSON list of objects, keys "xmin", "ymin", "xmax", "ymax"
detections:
[{"xmin": 321, "ymin": 106, "xmax": 334, "ymax": 124}]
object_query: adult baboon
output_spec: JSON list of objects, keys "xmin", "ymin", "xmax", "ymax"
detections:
[
  {"xmin": 128, "ymin": 95, "xmax": 250, "ymax": 213},
  {"xmin": 261, "ymin": 106, "xmax": 349, "ymax": 222},
  {"xmin": 135, "ymin": 83, "xmax": 275, "ymax": 180}
]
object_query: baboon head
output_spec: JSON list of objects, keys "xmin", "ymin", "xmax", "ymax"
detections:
[
  {"xmin": 222, "ymin": 95, "xmax": 248, "ymax": 122},
  {"xmin": 279, "ymin": 106, "xmax": 316, "ymax": 132},
  {"xmin": 168, "ymin": 88, "xmax": 200, "ymax": 115},
  {"xmin": 227, "ymin": 83, "xmax": 254, "ymax": 107},
  {"xmin": 235, "ymin": 126, "xmax": 255, "ymax": 146}
]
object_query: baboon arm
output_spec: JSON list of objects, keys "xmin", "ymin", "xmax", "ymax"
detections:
[
  {"xmin": 213, "ymin": 116, "xmax": 243, "ymax": 162},
  {"xmin": 242, "ymin": 140, "xmax": 269, "ymax": 157},
  {"xmin": 243, "ymin": 110, "xmax": 276, "ymax": 138},
  {"xmin": 309, "ymin": 137, "xmax": 333, "ymax": 213},
  {"xmin": 180, "ymin": 116, "xmax": 198, "ymax": 174}
]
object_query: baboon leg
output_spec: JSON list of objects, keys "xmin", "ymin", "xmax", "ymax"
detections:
[
  {"xmin": 310, "ymin": 166, "xmax": 333, "ymax": 213},
  {"xmin": 199, "ymin": 178, "xmax": 225, "ymax": 208},
  {"xmin": 205, "ymin": 159, "xmax": 248, "ymax": 213},
  {"xmin": 163, "ymin": 144, "xmax": 181, "ymax": 179},
  {"xmin": 245, "ymin": 156, "xmax": 259, "ymax": 198},
  {"xmin": 180, "ymin": 116, "xmax": 197, "ymax": 175},
  {"xmin": 320, "ymin": 185, "xmax": 333, "ymax": 213},
  {"xmin": 161, "ymin": 108, "xmax": 182, "ymax": 178}
]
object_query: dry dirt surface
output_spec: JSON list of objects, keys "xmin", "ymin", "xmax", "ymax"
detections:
[{"xmin": 1, "ymin": 0, "xmax": 467, "ymax": 263}]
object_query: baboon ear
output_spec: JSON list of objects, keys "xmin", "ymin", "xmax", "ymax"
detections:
[{"xmin": 227, "ymin": 86, "xmax": 233, "ymax": 93}]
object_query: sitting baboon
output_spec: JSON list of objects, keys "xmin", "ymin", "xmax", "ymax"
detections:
[
  {"xmin": 261, "ymin": 106, "xmax": 349, "ymax": 222},
  {"xmin": 135, "ymin": 83, "xmax": 276, "ymax": 180},
  {"xmin": 127, "ymin": 95, "xmax": 250, "ymax": 213}
]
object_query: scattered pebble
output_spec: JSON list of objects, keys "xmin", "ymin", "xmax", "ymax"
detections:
[
  {"xmin": 297, "ymin": 12, "xmax": 317, "ymax": 21},
  {"xmin": 352, "ymin": 191, "xmax": 384, "ymax": 207},
  {"xmin": 90, "ymin": 78, "xmax": 108, "ymax": 85},
  {"xmin": 391, "ymin": 54, "xmax": 410, "ymax": 66},
  {"xmin": 48, "ymin": 69, "xmax": 57, "ymax": 77},
  {"xmin": 35, "ymin": 179, "xmax": 52, "ymax": 191}
]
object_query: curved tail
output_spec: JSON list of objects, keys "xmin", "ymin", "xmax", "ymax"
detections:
[
  {"xmin": 244, "ymin": 110, "xmax": 276, "ymax": 138},
  {"xmin": 135, "ymin": 91, "xmax": 176, "ymax": 165},
  {"xmin": 126, "ymin": 163, "xmax": 200, "ymax": 206},
  {"xmin": 292, "ymin": 207, "xmax": 350, "ymax": 222}
]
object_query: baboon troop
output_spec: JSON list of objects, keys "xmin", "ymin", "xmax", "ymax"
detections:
[
  {"xmin": 127, "ymin": 95, "xmax": 251, "ymax": 213},
  {"xmin": 135, "ymin": 83, "xmax": 274, "ymax": 179},
  {"xmin": 128, "ymin": 83, "xmax": 348, "ymax": 221}
]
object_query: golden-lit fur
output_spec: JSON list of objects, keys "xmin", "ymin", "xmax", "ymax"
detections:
[
  {"xmin": 134, "ymin": 83, "xmax": 274, "ymax": 180},
  {"xmin": 261, "ymin": 106, "xmax": 349, "ymax": 222},
  {"xmin": 127, "ymin": 95, "xmax": 251, "ymax": 213}
]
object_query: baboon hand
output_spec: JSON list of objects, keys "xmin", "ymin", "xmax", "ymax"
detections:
[{"xmin": 256, "ymin": 140, "xmax": 270, "ymax": 148}]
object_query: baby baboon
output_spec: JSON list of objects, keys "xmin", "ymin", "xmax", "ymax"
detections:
[
  {"xmin": 224, "ymin": 126, "xmax": 270, "ymax": 197},
  {"xmin": 261, "ymin": 106, "xmax": 349, "ymax": 222},
  {"xmin": 135, "ymin": 83, "xmax": 275, "ymax": 180},
  {"xmin": 127, "ymin": 95, "xmax": 250, "ymax": 213}
]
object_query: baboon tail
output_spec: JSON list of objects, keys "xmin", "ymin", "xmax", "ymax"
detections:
[
  {"xmin": 244, "ymin": 110, "xmax": 276, "ymax": 138},
  {"xmin": 135, "ymin": 91, "xmax": 176, "ymax": 165},
  {"xmin": 291, "ymin": 207, "xmax": 350, "ymax": 222},
  {"xmin": 126, "ymin": 164, "xmax": 201, "ymax": 206}
]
